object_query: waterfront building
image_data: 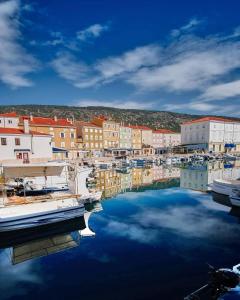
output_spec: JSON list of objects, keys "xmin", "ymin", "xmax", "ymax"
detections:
[
  {"xmin": 181, "ymin": 117, "xmax": 240, "ymax": 153},
  {"xmin": 119, "ymin": 125, "xmax": 132, "ymax": 149},
  {"xmin": 75, "ymin": 121, "xmax": 103, "ymax": 157},
  {"xmin": 0, "ymin": 120, "xmax": 52, "ymax": 164},
  {"xmin": 0, "ymin": 112, "xmax": 19, "ymax": 128},
  {"xmin": 129, "ymin": 125, "xmax": 142, "ymax": 155},
  {"xmin": 19, "ymin": 115, "xmax": 77, "ymax": 159},
  {"xmin": 92, "ymin": 116, "xmax": 120, "ymax": 149},
  {"xmin": 153, "ymin": 129, "xmax": 181, "ymax": 153}
]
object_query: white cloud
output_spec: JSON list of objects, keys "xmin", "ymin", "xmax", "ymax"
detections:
[
  {"xmin": 52, "ymin": 45, "xmax": 161, "ymax": 88},
  {"xmin": 200, "ymin": 80, "xmax": 240, "ymax": 101},
  {"xmin": 0, "ymin": 0, "xmax": 38, "ymax": 88},
  {"xmin": 171, "ymin": 17, "xmax": 203, "ymax": 37},
  {"xmin": 51, "ymin": 52, "xmax": 100, "ymax": 88},
  {"xmin": 77, "ymin": 23, "xmax": 109, "ymax": 41}
]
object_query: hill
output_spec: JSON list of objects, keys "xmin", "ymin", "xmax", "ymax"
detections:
[{"xmin": 0, "ymin": 105, "xmax": 238, "ymax": 132}]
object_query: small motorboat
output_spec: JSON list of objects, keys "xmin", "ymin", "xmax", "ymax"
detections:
[
  {"xmin": 224, "ymin": 153, "xmax": 237, "ymax": 161},
  {"xmin": 230, "ymin": 188, "xmax": 240, "ymax": 207},
  {"xmin": 212, "ymin": 179, "xmax": 240, "ymax": 196}
]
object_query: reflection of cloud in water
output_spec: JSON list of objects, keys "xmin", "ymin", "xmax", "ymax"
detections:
[
  {"xmin": 135, "ymin": 205, "xmax": 239, "ymax": 239},
  {"xmin": 104, "ymin": 220, "xmax": 158, "ymax": 244},
  {"xmin": 0, "ymin": 250, "xmax": 42, "ymax": 299}
]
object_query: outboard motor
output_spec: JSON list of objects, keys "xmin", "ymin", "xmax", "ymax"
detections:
[{"xmin": 184, "ymin": 264, "xmax": 240, "ymax": 300}]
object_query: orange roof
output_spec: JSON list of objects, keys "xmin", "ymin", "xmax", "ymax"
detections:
[
  {"xmin": 153, "ymin": 129, "xmax": 178, "ymax": 134},
  {"xmin": 0, "ymin": 128, "xmax": 51, "ymax": 136},
  {"xmin": 21, "ymin": 116, "xmax": 74, "ymax": 127},
  {"xmin": 75, "ymin": 121, "xmax": 101, "ymax": 128},
  {"xmin": 128, "ymin": 125, "xmax": 152, "ymax": 130},
  {"xmin": 182, "ymin": 116, "xmax": 236, "ymax": 125},
  {"xmin": 0, "ymin": 112, "xmax": 18, "ymax": 117}
]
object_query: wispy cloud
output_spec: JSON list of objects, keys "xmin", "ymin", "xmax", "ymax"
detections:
[
  {"xmin": 52, "ymin": 45, "xmax": 161, "ymax": 88},
  {"xmin": 77, "ymin": 23, "xmax": 109, "ymax": 41},
  {"xmin": 200, "ymin": 79, "xmax": 240, "ymax": 101},
  {"xmin": 0, "ymin": 0, "xmax": 38, "ymax": 88},
  {"xmin": 170, "ymin": 17, "xmax": 203, "ymax": 37}
]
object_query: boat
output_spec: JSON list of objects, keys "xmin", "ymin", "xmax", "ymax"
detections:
[
  {"xmin": 0, "ymin": 162, "xmax": 94, "ymax": 232},
  {"xmin": 212, "ymin": 178, "xmax": 240, "ymax": 196},
  {"xmin": 224, "ymin": 153, "xmax": 237, "ymax": 161},
  {"xmin": 230, "ymin": 188, "xmax": 240, "ymax": 207}
]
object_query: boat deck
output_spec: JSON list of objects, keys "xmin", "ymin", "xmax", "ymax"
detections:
[{"xmin": 3, "ymin": 193, "xmax": 81, "ymax": 207}]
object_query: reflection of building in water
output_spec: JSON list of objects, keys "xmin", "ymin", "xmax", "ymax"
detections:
[
  {"xmin": 152, "ymin": 166, "xmax": 180, "ymax": 181},
  {"xmin": 132, "ymin": 168, "xmax": 143, "ymax": 187},
  {"xmin": 120, "ymin": 171, "xmax": 132, "ymax": 192},
  {"xmin": 95, "ymin": 169, "xmax": 121, "ymax": 198},
  {"xmin": 142, "ymin": 168, "xmax": 153, "ymax": 185},
  {"xmin": 180, "ymin": 161, "xmax": 240, "ymax": 192}
]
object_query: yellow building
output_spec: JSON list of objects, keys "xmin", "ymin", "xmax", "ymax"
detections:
[
  {"xmin": 19, "ymin": 115, "xmax": 77, "ymax": 159},
  {"xmin": 75, "ymin": 121, "xmax": 103, "ymax": 155},
  {"xmin": 129, "ymin": 125, "xmax": 142, "ymax": 155},
  {"xmin": 92, "ymin": 116, "xmax": 120, "ymax": 149}
]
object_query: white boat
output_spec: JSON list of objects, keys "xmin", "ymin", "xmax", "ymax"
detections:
[
  {"xmin": 230, "ymin": 188, "xmax": 240, "ymax": 207},
  {"xmin": 224, "ymin": 153, "xmax": 237, "ymax": 161},
  {"xmin": 212, "ymin": 179, "xmax": 240, "ymax": 196},
  {"xmin": 0, "ymin": 162, "xmax": 92, "ymax": 232}
]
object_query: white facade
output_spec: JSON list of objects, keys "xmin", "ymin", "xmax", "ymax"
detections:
[
  {"xmin": 153, "ymin": 130, "xmax": 181, "ymax": 148},
  {"xmin": 0, "ymin": 130, "xmax": 52, "ymax": 164},
  {"xmin": 119, "ymin": 126, "xmax": 132, "ymax": 148},
  {"xmin": 181, "ymin": 118, "xmax": 240, "ymax": 153},
  {"xmin": 0, "ymin": 114, "xmax": 19, "ymax": 128},
  {"xmin": 141, "ymin": 129, "xmax": 153, "ymax": 147}
]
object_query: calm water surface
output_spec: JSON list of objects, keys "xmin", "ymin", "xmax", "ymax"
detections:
[{"xmin": 1, "ymin": 162, "xmax": 240, "ymax": 300}]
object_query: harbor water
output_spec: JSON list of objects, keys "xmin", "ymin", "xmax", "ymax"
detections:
[{"xmin": 1, "ymin": 161, "xmax": 240, "ymax": 299}]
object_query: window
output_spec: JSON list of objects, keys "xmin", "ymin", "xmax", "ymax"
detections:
[
  {"xmin": 61, "ymin": 142, "xmax": 65, "ymax": 148},
  {"xmin": 15, "ymin": 138, "xmax": 20, "ymax": 146},
  {"xmin": 85, "ymin": 128, "xmax": 88, "ymax": 132},
  {"xmin": 71, "ymin": 133, "xmax": 75, "ymax": 139},
  {"xmin": 8, "ymin": 120, "xmax": 12, "ymax": 124},
  {"xmin": 1, "ymin": 138, "xmax": 7, "ymax": 145},
  {"xmin": 71, "ymin": 142, "xmax": 75, "ymax": 147},
  {"xmin": 60, "ymin": 132, "xmax": 65, "ymax": 138}
]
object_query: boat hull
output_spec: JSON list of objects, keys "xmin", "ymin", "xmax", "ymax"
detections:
[
  {"xmin": 0, "ymin": 205, "xmax": 85, "ymax": 232},
  {"xmin": 0, "ymin": 216, "xmax": 86, "ymax": 249}
]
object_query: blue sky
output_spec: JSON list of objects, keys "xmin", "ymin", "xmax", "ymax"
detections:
[{"xmin": 0, "ymin": 0, "xmax": 240, "ymax": 116}]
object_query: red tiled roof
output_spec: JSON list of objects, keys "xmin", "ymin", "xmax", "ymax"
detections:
[
  {"xmin": 128, "ymin": 125, "xmax": 152, "ymax": 130},
  {"xmin": 75, "ymin": 121, "xmax": 101, "ymax": 128},
  {"xmin": 21, "ymin": 116, "xmax": 74, "ymax": 127},
  {"xmin": 0, "ymin": 112, "xmax": 18, "ymax": 117},
  {"xmin": 182, "ymin": 116, "xmax": 236, "ymax": 125},
  {"xmin": 0, "ymin": 128, "xmax": 51, "ymax": 136},
  {"xmin": 153, "ymin": 129, "xmax": 178, "ymax": 134}
]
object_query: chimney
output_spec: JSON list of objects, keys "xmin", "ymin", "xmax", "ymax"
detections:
[
  {"xmin": 24, "ymin": 119, "xmax": 30, "ymax": 134},
  {"xmin": 54, "ymin": 116, "xmax": 58, "ymax": 122}
]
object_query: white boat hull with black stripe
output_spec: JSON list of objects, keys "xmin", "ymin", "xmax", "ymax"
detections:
[{"xmin": 0, "ymin": 198, "xmax": 85, "ymax": 232}]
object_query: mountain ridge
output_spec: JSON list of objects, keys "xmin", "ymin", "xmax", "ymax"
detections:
[{"xmin": 0, "ymin": 105, "xmax": 238, "ymax": 132}]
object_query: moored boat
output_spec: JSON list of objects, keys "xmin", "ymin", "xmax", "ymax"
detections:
[{"xmin": 212, "ymin": 178, "xmax": 240, "ymax": 196}]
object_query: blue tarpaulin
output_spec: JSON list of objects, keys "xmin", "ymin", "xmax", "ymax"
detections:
[{"xmin": 225, "ymin": 143, "xmax": 236, "ymax": 148}]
